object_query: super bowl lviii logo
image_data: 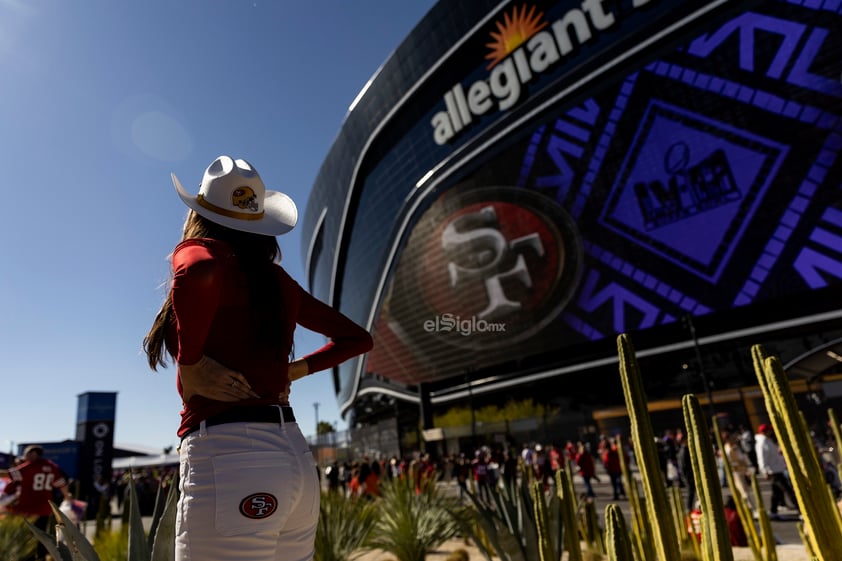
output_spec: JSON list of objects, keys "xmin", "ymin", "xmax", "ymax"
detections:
[
  {"xmin": 411, "ymin": 187, "xmax": 582, "ymax": 348},
  {"xmin": 599, "ymin": 100, "xmax": 787, "ymax": 284}
]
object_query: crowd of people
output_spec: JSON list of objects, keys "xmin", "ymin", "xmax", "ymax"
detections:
[
  {"xmin": 4, "ymin": 420, "xmax": 840, "ymax": 557},
  {"xmin": 317, "ymin": 436, "xmax": 631, "ymax": 505},
  {"xmin": 317, "ymin": 419, "xmax": 842, "ymax": 532},
  {"xmin": 655, "ymin": 421, "xmax": 842, "ymax": 524}
]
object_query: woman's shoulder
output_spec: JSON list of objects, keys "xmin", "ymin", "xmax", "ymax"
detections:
[
  {"xmin": 173, "ymin": 238, "xmax": 234, "ymax": 255},
  {"xmin": 171, "ymin": 239, "xmax": 236, "ymax": 274},
  {"xmin": 173, "ymin": 238, "xmax": 234, "ymax": 261}
]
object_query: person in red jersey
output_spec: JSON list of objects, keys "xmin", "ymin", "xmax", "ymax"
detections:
[
  {"xmin": 575, "ymin": 442, "xmax": 597, "ymax": 498},
  {"xmin": 144, "ymin": 155, "xmax": 373, "ymax": 561},
  {"xmin": 0, "ymin": 445, "xmax": 71, "ymax": 561}
]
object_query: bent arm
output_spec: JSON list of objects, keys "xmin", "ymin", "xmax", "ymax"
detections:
[{"xmin": 295, "ymin": 289, "xmax": 373, "ymax": 374}]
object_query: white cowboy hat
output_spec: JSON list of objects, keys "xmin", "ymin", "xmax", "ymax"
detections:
[{"xmin": 172, "ymin": 155, "xmax": 298, "ymax": 236}]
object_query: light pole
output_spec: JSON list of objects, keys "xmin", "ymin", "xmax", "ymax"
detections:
[
  {"xmin": 465, "ymin": 371, "xmax": 477, "ymax": 450},
  {"xmin": 313, "ymin": 402, "xmax": 320, "ymax": 441},
  {"xmin": 683, "ymin": 314, "xmax": 715, "ymax": 416}
]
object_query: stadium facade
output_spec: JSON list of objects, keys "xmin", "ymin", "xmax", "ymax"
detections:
[{"xmin": 302, "ymin": 0, "xmax": 842, "ymax": 451}]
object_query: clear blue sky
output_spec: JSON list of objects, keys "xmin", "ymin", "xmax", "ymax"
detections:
[{"xmin": 0, "ymin": 0, "xmax": 436, "ymax": 454}]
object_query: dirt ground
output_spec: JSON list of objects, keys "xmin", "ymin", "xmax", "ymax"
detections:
[{"xmin": 354, "ymin": 538, "xmax": 813, "ymax": 561}]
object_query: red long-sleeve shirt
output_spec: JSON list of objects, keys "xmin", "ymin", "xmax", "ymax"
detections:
[
  {"xmin": 165, "ymin": 238, "xmax": 373, "ymax": 436},
  {"xmin": 576, "ymin": 451, "xmax": 596, "ymax": 478}
]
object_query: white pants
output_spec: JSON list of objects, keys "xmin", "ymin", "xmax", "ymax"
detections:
[{"xmin": 176, "ymin": 419, "xmax": 320, "ymax": 561}]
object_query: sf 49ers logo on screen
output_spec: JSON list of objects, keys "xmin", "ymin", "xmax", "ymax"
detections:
[
  {"xmin": 239, "ymin": 493, "xmax": 278, "ymax": 519},
  {"xmin": 419, "ymin": 187, "xmax": 582, "ymax": 345},
  {"xmin": 441, "ymin": 205, "xmax": 543, "ymax": 320}
]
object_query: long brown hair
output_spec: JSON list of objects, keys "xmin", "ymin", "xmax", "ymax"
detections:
[{"xmin": 143, "ymin": 211, "xmax": 284, "ymax": 370}]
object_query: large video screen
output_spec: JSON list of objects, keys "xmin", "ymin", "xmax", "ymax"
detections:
[{"xmin": 365, "ymin": 1, "xmax": 842, "ymax": 386}]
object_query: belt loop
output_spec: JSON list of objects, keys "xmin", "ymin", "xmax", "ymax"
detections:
[
  {"xmin": 199, "ymin": 419, "xmax": 208, "ymax": 437},
  {"xmin": 274, "ymin": 404, "xmax": 286, "ymax": 428}
]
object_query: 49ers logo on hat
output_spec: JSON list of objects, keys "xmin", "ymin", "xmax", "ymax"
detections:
[
  {"xmin": 239, "ymin": 493, "xmax": 278, "ymax": 519},
  {"xmin": 232, "ymin": 186, "xmax": 259, "ymax": 212}
]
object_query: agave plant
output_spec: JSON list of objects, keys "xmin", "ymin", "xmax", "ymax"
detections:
[
  {"xmin": 367, "ymin": 473, "xmax": 465, "ymax": 561},
  {"xmin": 0, "ymin": 514, "xmax": 38, "ymax": 560},
  {"xmin": 26, "ymin": 470, "xmax": 179, "ymax": 561},
  {"xmin": 314, "ymin": 490, "xmax": 379, "ymax": 561},
  {"xmin": 460, "ymin": 480, "xmax": 529, "ymax": 561},
  {"xmin": 459, "ymin": 466, "xmax": 566, "ymax": 561}
]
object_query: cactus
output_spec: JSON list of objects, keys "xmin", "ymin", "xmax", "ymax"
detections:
[
  {"xmin": 828, "ymin": 408, "xmax": 842, "ymax": 484},
  {"xmin": 682, "ymin": 394, "xmax": 733, "ymax": 561},
  {"xmin": 669, "ymin": 485, "xmax": 701, "ymax": 559},
  {"xmin": 668, "ymin": 486, "xmax": 686, "ymax": 544},
  {"xmin": 558, "ymin": 468, "xmax": 584, "ymax": 561},
  {"xmin": 751, "ymin": 345, "xmax": 842, "ymax": 560},
  {"xmin": 580, "ymin": 498, "xmax": 604, "ymax": 556},
  {"xmin": 617, "ymin": 334, "xmax": 682, "ymax": 561},
  {"xmin": 531, "ymin": 481, "xmax": 556, "ymax": 561},
  {"xmin": 616, "ymin": 435, "xmax": 656, "ymax": 561},
  {"xmin": 750, "ymin": 473, "xmax": 777, "ymax": 561},
  {"xmin": 604, "ymin": 504, "xmax": 634, "ymax": 561},
  {"xmin": 711, "ymin": 416, "xmax": 762, "ymax": 561}
]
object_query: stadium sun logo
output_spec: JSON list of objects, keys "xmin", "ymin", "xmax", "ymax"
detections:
[
  {"xmin": 430, "ymin": 0, "xmax": 631, "ymax": 146},
  {"xmin": 484, "ymin": 5, "xmax": 547, "ymax": 70}
]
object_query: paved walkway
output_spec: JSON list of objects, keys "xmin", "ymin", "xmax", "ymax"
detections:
[{"xmin": 355, "ymin": 538, "xmax": 812, "ymax": 561}]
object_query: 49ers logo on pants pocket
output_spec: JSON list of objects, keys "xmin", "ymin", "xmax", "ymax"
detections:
[{"xmin": 239, "ymin": 493, "xmax": 278, "ymax": 519}]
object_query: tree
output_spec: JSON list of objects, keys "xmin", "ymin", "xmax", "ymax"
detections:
[
  {"xmin": 317, "ymin": 421, "xmax": 336, "ymax": 435},
  {"xmin": 433, "ymin": 398, "xmax": 549, "ymax": 427}
]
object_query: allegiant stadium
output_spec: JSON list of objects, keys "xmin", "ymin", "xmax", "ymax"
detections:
[{"xmin": 301, "ymin": 0, "xmax": 842, "ymax": 454}]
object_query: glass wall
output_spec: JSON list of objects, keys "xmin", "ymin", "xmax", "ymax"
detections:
[{"xmin": 305, "ymin": 0, "xmax": 842, "ymax": 409}]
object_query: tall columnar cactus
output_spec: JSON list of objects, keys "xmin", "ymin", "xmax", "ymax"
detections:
[
  {"xmin": 682, "ymin": 394, "xmax": 734, "ymax": 561},
  {"xmin": 750, "ymin": 473, "xmax": 777, "ymax": 561},
  {"xmin": 668, "ymin": 486, "xmax": 685, "ymax": 543},
  {"xmin": 580, "ymin": 499, "xmax": 605, "ymax": 556},
  {"xmin": 531, "ymin": 480, "xmax": 557, "ymax": 561},
  {"xmin": 617, "ymin": 435, "xmax": 656, "ymax": 561},
  {"xmin": 828, "ymin": 408, "xmax": 842, "ymax": 478},
  {"xmin": 605, "ymin": 504, "xmax": 634, "ymax": 561},
  {"xmin": 669, "ymin": 485, "xmax": 700, "ymax": 559},
  {"xmin": 751, "ymin": 344, "xmax": 842, "ymax": 560},
  {"xmin": 617, "ymin": 334, "xmax": 682, "ymax": 561},
  {"xmin": 711, "ymin": 416, "xmax": 762, "ymax": 561},
  {"xmin": 557, "ymin": 468, "xmax": 584, "ymax": 561}
]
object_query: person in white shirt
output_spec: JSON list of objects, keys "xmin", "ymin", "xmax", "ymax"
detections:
[
  {"xmin": 754, "ymin": 424, "xmax": 798, "ymax": 519},
  {"xmin": 723, "ymin": 428, "xmax": 756, "ymax": 513}
]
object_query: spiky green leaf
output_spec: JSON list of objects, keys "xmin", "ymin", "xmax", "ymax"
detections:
[{"xmin": 150, "ymin": 474, "xmax": 179, "ymax": 561}]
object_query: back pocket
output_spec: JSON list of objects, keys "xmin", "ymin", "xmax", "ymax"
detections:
[{"xmin": 212, "ymin": 451, "xmax": 293, "ymax": 536}]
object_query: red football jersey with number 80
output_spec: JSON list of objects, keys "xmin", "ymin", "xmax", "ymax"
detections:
[{"xmin": 8, "ymin": 458, "xmax": 67, "ymax": 516}]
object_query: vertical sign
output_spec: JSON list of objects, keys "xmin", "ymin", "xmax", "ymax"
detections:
[{"xmin": 75, "ymin": 392, "xmax": 117, "ymax": 502}]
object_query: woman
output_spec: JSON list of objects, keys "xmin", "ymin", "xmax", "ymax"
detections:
[{"xmin": 144, "ymin": 155, "xmax": 373, "ymax": 561}]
